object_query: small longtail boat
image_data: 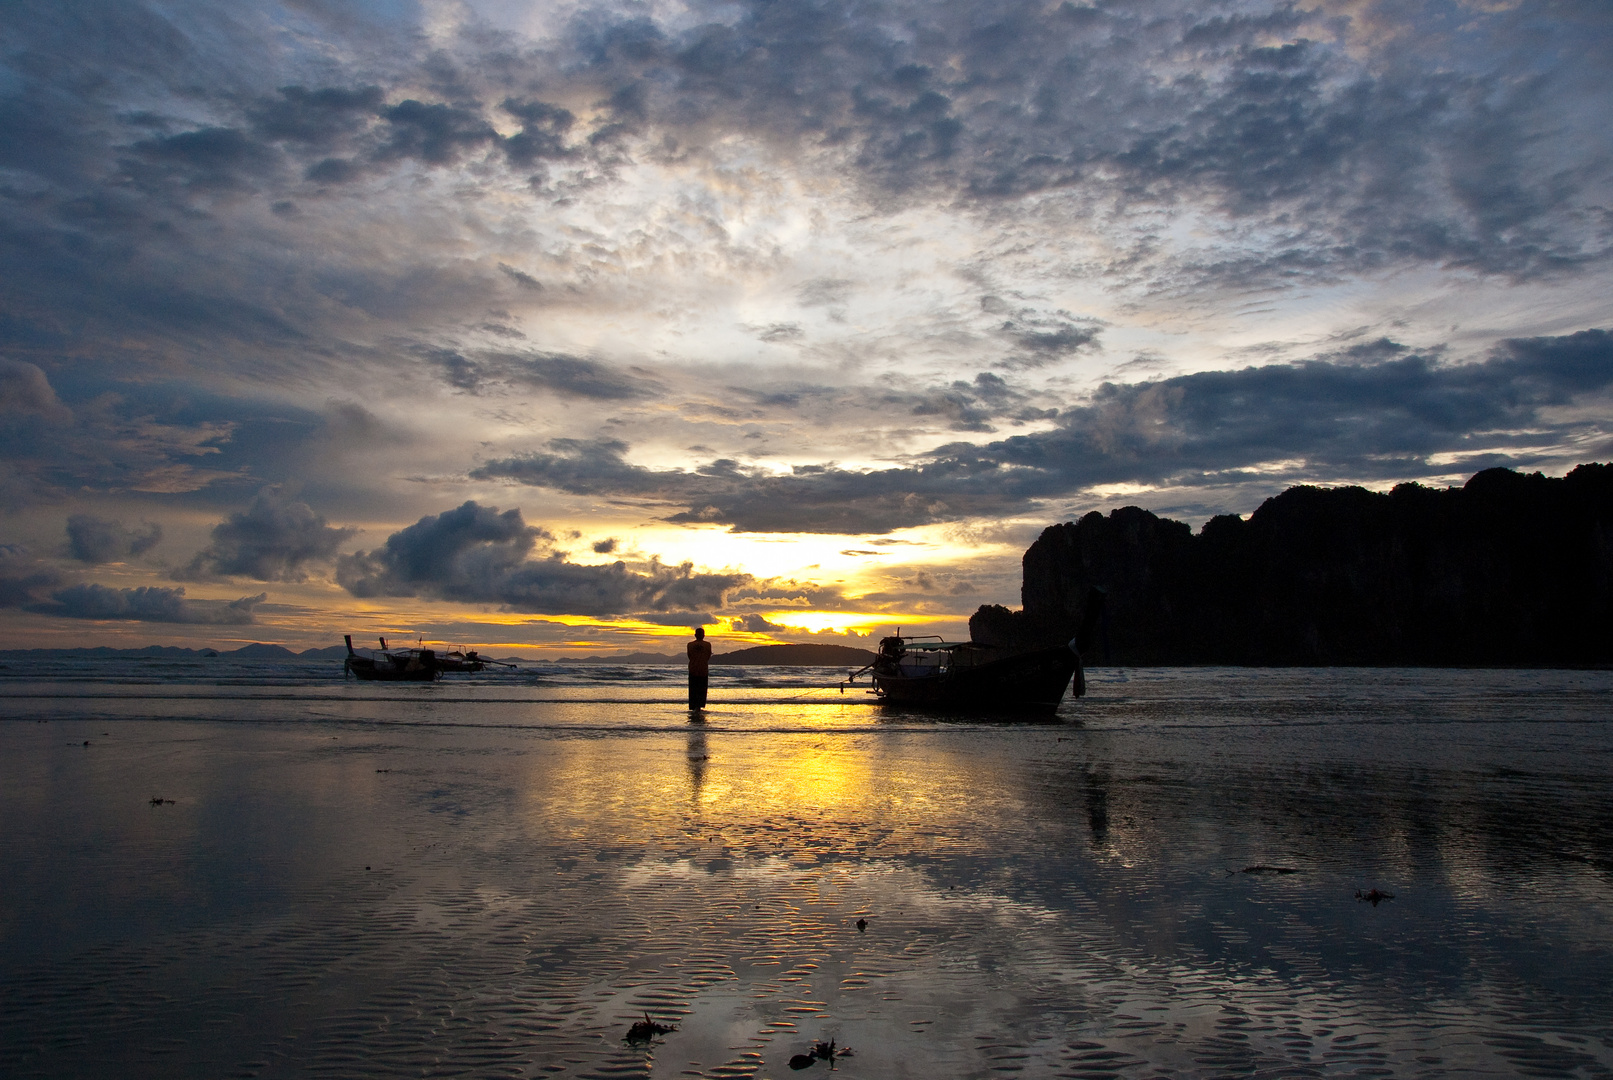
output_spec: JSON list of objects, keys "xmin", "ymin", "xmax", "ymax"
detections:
[
  {"xmin": 845, "ymin": 587, "xmax": 1105, "ymax": 714},
  {"xmin": 343, "ymin": 635, "xmax": 439, "ymax": 681},
  {"xmin": 849, "ymin": 635, "xmax": 1084, "ymax": 713}
]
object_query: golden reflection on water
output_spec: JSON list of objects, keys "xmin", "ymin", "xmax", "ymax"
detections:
[
  {"xmin": 686, "ymin": 723, "xmax": 708, "ymax": 806},
  {"xmin": 4, "ymin": 669, "xmax": 1613, "ymax": 1079},
  {"xmin": 525, "ymin": 724, "xmax": 972, "ymax": 842}
]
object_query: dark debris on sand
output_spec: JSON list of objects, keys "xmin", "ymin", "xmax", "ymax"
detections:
[
  {"xmin": 625, "ymin": 1014, "xmax": 677, "ymax": 1043},
  {"xmin": 1231, "ymin": 864, "xmax": 1299, "ymax": 875},
  {"xmin": 790, "ymin": 1038, "xmax": 852, "ymax": 1070},
  {"xmin": 1357, "ymin": 888, "xmax": 1395, "ymax": 906}
]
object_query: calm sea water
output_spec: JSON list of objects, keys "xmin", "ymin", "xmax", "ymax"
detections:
[{"xmin": 1, "ymin": 659, "xmax": 1610, "ymax": 1079}]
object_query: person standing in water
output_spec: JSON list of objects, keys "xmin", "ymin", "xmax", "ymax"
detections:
[{"xmin": 687, "ymin": 626, "xmax": 712, "ymax": 710}]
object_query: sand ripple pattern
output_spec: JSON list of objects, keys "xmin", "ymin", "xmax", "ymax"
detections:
[{"xmin": 2, "ymin": 667, "xmax": 1612, "ymax": 1078}]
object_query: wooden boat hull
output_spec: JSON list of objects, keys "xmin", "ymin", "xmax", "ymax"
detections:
[
  {"xmin": 343, "ymin": 636, "xmax": 441, "ymax": 681},
  {"xmin": 434, "ymin": 657, "xmax": 485, "ymax": 672},
  {"xmin": 871, "ymin": 642, "xmax": 1082, "ymax": 713},
  {"xmin": 344, "ymin": 658, "xmax": 439, "ymax": 681}
]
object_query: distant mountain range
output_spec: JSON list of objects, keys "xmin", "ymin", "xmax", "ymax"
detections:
[
  {"xmin": 544, "ymin": 650, "xmax": 680, "ymax": 665},
  {"xmin": 536, "ymin": 643, "xmax": 876, "ymax": 666},
  {"xmin": 0, "ymin": 643, "xmax": 350, "ymax": 660},
  {"xmin": 0, "ymin": 641, "xmax": 877, "ymax": 666},
  {"xmin": 712, "ymin": 643, "xmax": 875, "ymax": 666}
]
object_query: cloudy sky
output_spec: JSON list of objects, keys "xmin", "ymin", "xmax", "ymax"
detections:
[{"xmin": 2, "ymin": 0, "xmax": 1610, "ymax": 654}]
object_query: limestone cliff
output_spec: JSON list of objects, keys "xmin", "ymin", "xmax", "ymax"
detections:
[{"xmin": 971, "ymin": 464, "xmax": 1613, "ymax": 666}]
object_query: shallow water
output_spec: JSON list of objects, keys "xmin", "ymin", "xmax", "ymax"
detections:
[{"xmin": 1, "ymin": 664, "xmax": 1610, "ymax": 1078}]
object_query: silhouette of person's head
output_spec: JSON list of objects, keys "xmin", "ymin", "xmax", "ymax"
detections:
[{"xmin": 695, "ymin": 627, "xmax": 705, "ymax": 640}]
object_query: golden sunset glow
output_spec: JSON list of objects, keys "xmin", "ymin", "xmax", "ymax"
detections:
[
  {"xmin": 763, "ymin": 610, "xmax": 934, "ymax": 635},
  {"xmin": 1, "ymin": 0, "xmax": 1607, "ymax": 655}
]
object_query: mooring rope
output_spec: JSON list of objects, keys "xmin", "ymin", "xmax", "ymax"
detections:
[{"xmin": 768, "ymin": 680, "xmax": 871, "ymax": 704}]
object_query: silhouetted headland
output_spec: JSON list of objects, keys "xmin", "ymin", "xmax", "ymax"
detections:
[
  {"xmin": 711, "ymin": 643, "xmax": 876, "ymax": 666},
  {"xmin": 971, "ymin": 464, "xmax": 1613, "ymax": 666}
]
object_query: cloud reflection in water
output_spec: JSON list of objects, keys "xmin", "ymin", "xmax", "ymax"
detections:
[{"xmin": 0, "ymin": 667, "xmax": 1610, "ymax": 1077}]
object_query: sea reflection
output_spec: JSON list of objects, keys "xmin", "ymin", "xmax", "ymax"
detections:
[
  {"xmin": 686, "ymin": 721, "xmax": 707, "ymax": 806},
  {"xmin": 1, "ymin": 668, "xmax": 1611, "ymax": 1078}
]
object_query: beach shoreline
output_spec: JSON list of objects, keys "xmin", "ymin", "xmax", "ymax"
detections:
[{"xmin": 3, "ymin": 668, "xmax": 1611, "ymax": 1078}]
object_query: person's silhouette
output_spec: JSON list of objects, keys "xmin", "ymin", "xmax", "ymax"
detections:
[{"xmin": 686, "ymin": 626, "xmax": 712, "ymax": 710}]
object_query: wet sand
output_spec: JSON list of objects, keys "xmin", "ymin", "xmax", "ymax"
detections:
[{"xmin": 2, "ymin": 668, "xmax": 1611, "ymax": 1078}]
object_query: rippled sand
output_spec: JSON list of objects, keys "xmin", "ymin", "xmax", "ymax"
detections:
[{"xmin": 2, "ymin": 667, "xmax": 1611, "ymax": 1078}]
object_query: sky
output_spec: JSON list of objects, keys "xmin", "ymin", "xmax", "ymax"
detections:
[{"xmin": 2, "ymin": 0, "xmax": 1611, "ymax": 655}]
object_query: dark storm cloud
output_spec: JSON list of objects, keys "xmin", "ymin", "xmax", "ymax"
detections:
[
  {"xmin": 0, "ymin": 360, "xmax": 72, "ymax": 422},
  {"xmin": 29, "ymin": 584, "xmax": 265, "ymax": 624},
  {"xmin": 241, "ymin": 87, "xmax": 578, "ymax": 189},
  {"xmin": 637, "ymin": 611, "xmax": 713, "ymax": 627},
  {"xmin": 955, "ymin": 327, "xmax": 1613, "ymax": 491},
  {"xmin": 501, "ymin": 98, "xmax": 577, "ymax": 167},
  {"xmin": 65, "ymin": 515, "xmax": 163, "ymax": 564},
  {"xmin": 0, "ymin": 0, "xmax": 1608, "ymax": 581},
  {"xmin": 21, "ymin": 3, "xmax": 1607, "ymax": 263},
  {"xmin": 731, "ymin": 613, "xmax": 786, "ymax": 633},
  {"xmin": 984, "ymin": 299, "xmax": 1103, "ymax": 368},
  {"xmin": 0, "ymin": 545, "xmax": 62, "ymax": 608},
  {"xmin": 1, "ymin": 538, "xmax": 263, "ymax": 622},
  {"xmin": 1, "ymin": 0, "xmax": 1604, "ymax": 403},
  {"xmin": 471, "ymin": 438, "xmax": 671, "ymax": 496},
  {"xmin": 671, "ymin": 459, "xmax": 1030, "ymax": 532},
  {"xmin": 498, "ymin": 263, "xmax": 544, "ymax": 291},
  {"xmin": 124, "ymin": 91, "xmax": 498, "ymax": 193},
  {"xmin": 338, "ymin": 502, "xmax": 541, "ymax": 596},
  {"xmin": 715, "ymin": 370, "xmax": 1056, "ymax": 432},
  {"xmin": 248, "ymin": 85, "xmax": 386, "ymax": 147},
  {"xmin": 428, "ymin": 348, "xmax": 484, "ymax": 391},
  {"xmin": 426, "ymin": 348, "xmax": 659, "ymax": 399},
  {"xmin": 318, "ymin": 400, "xmax": 396, "ymax": 451},
  {"xmin": 456, "ymin": 0, "xmax": 1606, "ymax": 282},
  {"xmin": 0, "ymin": 363, "xmax": 243, "ymax": 503},
  {"xmin": 472, "ymin": 436, "xmax": 1028, "ymax": 533},
  {"xmin": 474, "ymin": 330, "xmax": 1613, "ymax": 532},
  {"xmin": 178, "ymin": 488, "xmax": 357, "ymax": 582},
  {"xmin": 900, "ymin": 371, "xmax": 1059, "ymax": 431},
  {"xmin": 126, "ymin": 126, "xmax": 280, "ymax": 192},
  {"xmin": 375, "ymin": 99, "xmax": 499, "ymax": 165},
  {"xmin": 335, "ymin": 501, "xmax": 750, "ymax": 616},
  {"xmin": 498, "ymin": 352, "xmax": 661, "ymax": 399}
]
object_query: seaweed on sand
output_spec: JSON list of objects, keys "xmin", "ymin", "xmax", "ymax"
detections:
[
  {"xmin": 625, "ymin": 1013, "xmax": 677, "ymax": 1043},
  {"xmin": 789, "ymin": 1038, "xmax": 853, "ymax": 1070}
]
